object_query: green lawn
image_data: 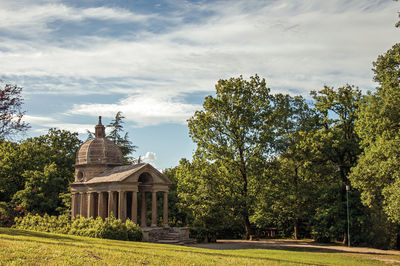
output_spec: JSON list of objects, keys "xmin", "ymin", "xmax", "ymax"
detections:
[{"xmin": 0, "ymin": 227, "xmax": 392, "ymax": 265}]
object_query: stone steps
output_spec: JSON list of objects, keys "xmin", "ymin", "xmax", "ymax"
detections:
[{"xmin": 142, "ymin": 227, "xmax": 195, "ymax": 244}]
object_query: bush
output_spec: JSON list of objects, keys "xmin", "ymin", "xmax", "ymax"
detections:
[
  {"xmin": 13, "ymin": 213, "xmax": 142, "ymax": 241},
  {"xmin": 126, "ymin": 218, "xmax": 142, "ymax": 241}
]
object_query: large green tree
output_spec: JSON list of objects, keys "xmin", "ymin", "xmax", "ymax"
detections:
[
  {"xmin": 252, "ymin": 94, "xmax": 322, "ymax": 238},
  {"xmin": 309, "ymin": 85, "xmax": 362, "ymax": 244},
  {"xmin": 188, "ymin": 75, "xmax": 280, "ymax": 239},
  {"xmin": 350, "ymin": 43, "xmax": 400, "ymax": 223}
]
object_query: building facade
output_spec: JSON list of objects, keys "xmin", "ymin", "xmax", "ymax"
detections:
[{"xmin": 70, "ymin": 117, "xmax": 171, "ymax": 227}]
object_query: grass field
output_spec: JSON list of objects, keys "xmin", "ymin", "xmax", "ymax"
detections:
[{"xmin": 0, "ymin": 227, "xmax": 396, "ymax": 265}]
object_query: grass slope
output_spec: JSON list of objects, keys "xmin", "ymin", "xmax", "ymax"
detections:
[{"xmin": 0, "ymin": 228, "xmax": 388, "ymax": 265}]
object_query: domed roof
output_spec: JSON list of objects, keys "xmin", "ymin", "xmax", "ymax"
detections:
[{"xmin": 75, "ymin": 117, "xmax": 123, "ymax": 166}]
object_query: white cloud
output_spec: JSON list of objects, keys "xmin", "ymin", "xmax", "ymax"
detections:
[
  {"xmin": 68, "ymin": 94, "xmax": 202, "ymax": 127},
  {"xmin": 23, "ymin": 115, "xmax": 56, "ymax": 124},
  {"xmin": 23, "ymin": 115, "xmax": 94, "ymax": 133},
  {"xmin": 1, "ymin": 0, "xmax": 399, "ymax": 127},
  {"xmin": 0, "ymin": 2, "xmax": 154, "ymax": 36},
  {"xmin": 142, "ymin": 152, "xmax": 156, "ymax": 162}
]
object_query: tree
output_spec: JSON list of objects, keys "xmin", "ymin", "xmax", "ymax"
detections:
[
  {"xmin": 309, "ymin": 85, "xmax": 362, "ymax": 244},
  {"xmin": 162, "ymin": 166, "xmax": 189, "ymax": 227},
  {"xmin": 173, "ymin": 158, "xmax": 243, "ymax": 242},
  {"xmin": 350, "ymin": 43, "xmax": 400, "ymax": 224},
  {"xmin": 9, "ymin": 129, "xmax": 82, "ymax": 214},
  {"xmin": 259, "ymin": 94, "xmax": 322, "ymax": 239},
  {"xmin": 107, "ymin": 111, "xmax": 137, "ymax": 163},
  {"xmin": 0, "ymin": 140, "xmax": 26, "ymax": 202},
  {"xmin": 251, "ymin": 95, "xmax": 328, "ymax": 240},
  {"xmin": 0, "ymin": 83, "xmax": 29, "ymax": 139},
  {"xmin": 188, "ymin": 75, "xmax": 278, "ymax": 239}
]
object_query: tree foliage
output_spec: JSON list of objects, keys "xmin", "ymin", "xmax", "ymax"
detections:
[
  {"xmin": 173, "ymin": 158, "xmax": 243, "ymax": 241},
  {"xmin": 0, "ymin": 129, "xmax": 82, "ymax": 214},
  {"xmin": 350, "ymin": 43, "xmax": 400, "ymax": 223},
  {"xmin": 107, "ymin": 111, "xmax": 137, "ymax": 163},
  {"xmin": 0, "ymin": 83, "xmax": 30, "ymax": 139},
  {"xmin": 188, "ymin": 75, "xmax": 278, "ymax": 239}
]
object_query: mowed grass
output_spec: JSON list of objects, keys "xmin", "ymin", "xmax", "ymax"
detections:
[{"xmin": 0, "ymin": 227, "xmax": 391, "ymax": 265}]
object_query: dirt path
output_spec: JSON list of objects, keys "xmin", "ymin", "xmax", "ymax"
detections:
[
  {"xmin": 186, "ymin": 239, "xmax": 400, "ymax": 264},
  {"xmin": 187, "ymin": 239, "xmax": 400, "ymax": 255}
]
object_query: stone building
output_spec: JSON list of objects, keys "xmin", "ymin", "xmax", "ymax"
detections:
[{"xmin": 70, "ymin": 117, "xmax": 172, "ymax": 228}]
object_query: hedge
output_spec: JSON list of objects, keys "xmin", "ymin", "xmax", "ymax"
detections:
[{"xmin": 13, "ymin": 213, "xmax": 142, "ymax": 241}]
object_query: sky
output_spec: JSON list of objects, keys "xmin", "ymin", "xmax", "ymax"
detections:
[{"xmin": 0, "ymin": 0, "xmax": 399, "ymax": 170}]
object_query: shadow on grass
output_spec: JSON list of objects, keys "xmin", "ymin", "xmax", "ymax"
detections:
[
  {"xmin": 185, "ymin": 240, "xmax": 393, "ymax": 256},
  {"xmin": 0, "ymin": 228, "xmax": 385, "ymax": 264},
  {"xmin": 0, "ymin": 227, "xmax": 75, "ymax": 241},
  {"xmin": 0, "ymin": 229, "xmax": 324, "ymax": 265}
]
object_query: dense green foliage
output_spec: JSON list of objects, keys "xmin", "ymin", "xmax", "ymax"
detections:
[
  {"xmin": 169, "ymin": 41, "xmax": 400, "ymax": 248},
  {"xmin": 187, "ymin": 75, "xmax": 298, "ymax": 239},
  {"xmin": 350, "ymin": 44, "xmax": 400, "ymax": 223},
  {"xmin": 0, "ymin": 129, "xmax": 82, "ymax": 215},
  {"xmin": 13, "ymin": 213, "xmax": 142, "ymax": 241}
]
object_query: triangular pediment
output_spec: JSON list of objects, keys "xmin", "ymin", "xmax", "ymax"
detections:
[{"xmin": 123, "ymin": 164, "xmax": 172, "ymax": 185}]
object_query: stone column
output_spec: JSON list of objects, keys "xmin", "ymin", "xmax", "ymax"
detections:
[
  {"xmin": 98, "ymin": 192, "xmax": 105, "ymax": 219},
  {"xmin": 131, "ymin": 191, "xmax": 138, "ymax": 224},
  {"xmin": 118, "ymin": 191, "xmax": 126, "ymax": 222},
  {"xmin": 71, "ymin": 192, "xmax": 77, "ymax": 217},
  {"xmin": 108, "ymin": 191, "xmax": 114, "ymax": 217},
  {"xmin": 151, "ymin": 191, "xmax": 157, "ymax": 227},
  {"xmin": 140, "ymin": 191, "xmax": 146, "ymax": 227},
  {"xmin": 87, "ymin": 192, "xmax": 95, "ymax": 218},
  {"xmin": 163, "ymin": 191, "xmax": 168, "ymax": 227},
  {"xmin": 79, "ymin": 192, "xmax": 86, "ymax": 217}
]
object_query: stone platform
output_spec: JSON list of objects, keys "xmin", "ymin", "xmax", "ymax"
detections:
[{"xmin": 142, "ymin": 227, "xmax": 195, "ymax": 244}]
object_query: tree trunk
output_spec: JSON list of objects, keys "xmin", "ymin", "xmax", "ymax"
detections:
[
  {"xmin": 238, "ymin": 147, "xmax": 252, "ymax": 239},
  {"xmin": 294, "ymin": 167, "xmax": 299, "ymax": 240},
  {"xmin": 244, "ymin": 214, "xmax": 251, "ymax": 240}
]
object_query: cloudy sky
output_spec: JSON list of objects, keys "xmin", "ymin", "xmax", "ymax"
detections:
[{"xmin": 0, "ymin": 0, "xmax": 398, "ymax": 169}]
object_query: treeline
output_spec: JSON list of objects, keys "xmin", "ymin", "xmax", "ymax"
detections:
[{"xmin": 164, "ymin": 43, "xmax": 400, "ymax": 249}]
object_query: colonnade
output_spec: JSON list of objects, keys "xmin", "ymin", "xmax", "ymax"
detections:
[{"xmin": 71, "ymin": 190, "xmax": 168, "ymax": 227}]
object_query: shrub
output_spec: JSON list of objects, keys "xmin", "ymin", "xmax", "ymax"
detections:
[
  {"xmin": 126, "ymin": 218, "xmax": 142, "ymax": 241},
  {"xmin": 13, "ymin": 213, "xmax": 142, "ymax": 241}
]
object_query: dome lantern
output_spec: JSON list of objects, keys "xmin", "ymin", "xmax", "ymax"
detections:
[{"xmin": 95, "ymin": 116, "xmax": 105, "ymax": 138}]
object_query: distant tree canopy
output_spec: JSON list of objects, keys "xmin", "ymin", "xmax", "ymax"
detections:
[{"xmin": 0, "ymin": 83, "xmax": 30, "ymax": 139}]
